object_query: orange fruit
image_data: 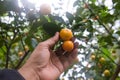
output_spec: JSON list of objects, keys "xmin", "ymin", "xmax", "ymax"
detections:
[
  {"xmin": 103, "ymin": 69, "xmax": 110, "ymax": 77},
  {"xmin": 60, "ymin": 28, "xmax": 73, "ymax": 41},
  {"xmin": 62, "ymin": 41, "xmax": 74, "ymax": 51},
  {"xmin": 40, "ymin": 3, "xmax": 51, "ymax": 15}
]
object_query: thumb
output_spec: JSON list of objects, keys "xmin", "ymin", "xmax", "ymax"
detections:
[{"xmin": 44, "ymin": 32, "xmax": 59, "ymax": 48}]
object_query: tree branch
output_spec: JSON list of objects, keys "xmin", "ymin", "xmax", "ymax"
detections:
[
  {"xmin": 82, "ymin": 1, "xmax": 111, "ymax": 35},
  {"xmin": 5, "ymin": 29, "xmax": 17, "ymax": 68},
  {"xmin": 5, "ymin": 44, "xmax": 10, "ymax": 68},
  {"xmin": 111, "ymin": 58, "xmax": 120, "ymax": 80},
  {"xmin": 15, "ymin": 38, "xmax": 30, "ymax": 69},
  {"xmin": 97, "ymin": 48, "xmax": 117, "ymax": 65},
  {"xmin": 15, "ymin": 50, "xmax": 30, "ymax": 69}
]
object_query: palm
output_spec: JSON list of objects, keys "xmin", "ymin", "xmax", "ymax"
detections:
[
  {"xmin": 37, "ymin": 47, "xmax": 63, "ymax": 80},
  {"xmin": 32, "ymin": 42, "xmax": 77, "ymax": 80}
]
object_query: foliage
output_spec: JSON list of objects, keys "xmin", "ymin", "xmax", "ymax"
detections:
[{"xmin": 0, "ymin": 0, "xmax": 120, "ymax": 80}]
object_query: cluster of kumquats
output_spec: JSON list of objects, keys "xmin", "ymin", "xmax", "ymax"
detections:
[{"xmin": 59, "ymin": 28, "xmax": 74, "ymax": 52}]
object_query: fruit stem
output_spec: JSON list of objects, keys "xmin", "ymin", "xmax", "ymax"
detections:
[{"xmin": 63, "ymin": 51, "xmax": 67, "ymax": 55}]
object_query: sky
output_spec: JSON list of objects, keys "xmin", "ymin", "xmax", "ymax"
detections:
[{"xmin": 27, "ymin": 0, "xmax": 76, "ymax": 13}]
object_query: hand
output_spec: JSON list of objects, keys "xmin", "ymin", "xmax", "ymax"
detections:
[{"xmin": 18, "ymin": 32, "xmax": 78, "ymax": 80}]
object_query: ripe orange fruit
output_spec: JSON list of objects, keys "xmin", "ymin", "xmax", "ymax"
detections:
[
  {"xmin": 60, "ymin": 28, "xmax": 73, "ymax": 41},
  {"xmin": 40, "ymin": 3, "xmax": 51, "ymax": 15},
  {"xmin": 103, "ymin": 69, "xmax": 110, "ymax": 77},
  {"xmin": 62, "ymin": 41, "xmax": 74, "ymax": 51}
]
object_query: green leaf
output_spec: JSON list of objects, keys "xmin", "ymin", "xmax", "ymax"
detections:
[
  {"xmin": 112, "ymin": 0, "xmax": 120, "ymax": 4},
  {"xmin": 66, "ymin": 12, "xmax": 74, "ymax": 24},
  {"xmin": 98, "ymin": 35, "xmax": 113, "ymax": 46},
  {"xmin": 116, "ymin": 31, "xmax": 120, "ymax": 35},
  {"xmin": 73, "ymin": 0, "xmax": 80, "ymax": 7},
  {"xmin": 101, "ymin": 47, "xmax": 110, "ymax": 55},
  {"xmin": 42, "ymin": 22, "xmax": 62, "ymax": 36},
  {"xmin": 0, "ymin": 40, "xmax": 4, "ymax": 48}
]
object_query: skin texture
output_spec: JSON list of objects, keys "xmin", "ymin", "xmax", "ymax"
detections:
[{"xmin": 18, "ymin": 32, "xmax": 78, "ymax": 80}]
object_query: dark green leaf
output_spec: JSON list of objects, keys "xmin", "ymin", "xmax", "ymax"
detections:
[
  {"xmin": 42, "ymin": 22, "xmax": 62, "ymax": 36},
  {"xmin": 66, "ymin": 12, "xmax": 74, "ymax": 24},
  {"xmin": 116, "ymin": 31, "xmax": 120, "ymax": 35}
]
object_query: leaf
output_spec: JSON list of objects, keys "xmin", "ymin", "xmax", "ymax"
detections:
[
  {"xmin": 66, "ymin": 12, "xmax": 74, "ymax": 24},
  {"xmin": 112, "ymin": 0, "xmax": 120, "ymax": 4},
  {"xmin": 116, "ymin": 31, "xmax": 120, "ymax": 35},
  {"xmin": 72, "ymin": 22, "xmax": 84, "ymax": 30},
  {"xmin": 29, "ymin": 19, "xmax": 46, "ymax": 33},
  {"xmin": 42, "ymin": 22, "xmax": 62, "ymax": 36},
  {"xmin": 75, "ymin": 16, "xmax": 83, "ymax": 23},
  {"xmin": 48, "ymin": 15, "xmax": 66, "ymax": 24},
  {"xmin": 98, "ymin": 35, "xmax": 113, "ymax": 46},
  {"xmin": 101, "ymin": 47, "xmax": 110, "ymax": 55},
  {"xmin": 73, "ymin": 0, "xmax": 80, "ymax": 7},
  {"xmin": 0, "ymin": 40, "xmax": 4, "ymax": 48}
]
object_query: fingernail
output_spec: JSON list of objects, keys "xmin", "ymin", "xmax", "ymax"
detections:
[
  {"xmin": 74, "ymin": 42, "xmax": 79, "ymax": 48},
  {"xmin": 71, "ymin": 49, "xmax": 78, "ymax": 58}
]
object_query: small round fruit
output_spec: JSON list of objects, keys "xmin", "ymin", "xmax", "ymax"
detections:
[
  {"xmin": 60, "ymin": 28, "xmax": 73, "ymax": 41},
  {"xmin": 40, "ymin": 3, "xmax": 51, "ymax": 15},
  {"xmin": 99, "ymin": 57, "xmax": 105, "ymax": 63},
  {"xmin": 93, "ymin": 16, "xmax": 99, "ymax": 20},
  {"xmin": 62, "ymin": 41, "xmax": 74, "ymax": 52},
  {"xmin": 103, "ymin": 69, "xmax": 110, "ymax": 77},
  {"xmin": 18, "ymin": 51, "xmax": 24, "ymax": 57},
  {"xmin": 90, "ymin": 54, "xmax": 96, "ymax": 60},
  {"xmin": 112, "ymin": 49, "xmax": 116, "ymax": 54},
  {"xmin": 25, "ymin": 45, "xmax": 29, "ymax": 52}
]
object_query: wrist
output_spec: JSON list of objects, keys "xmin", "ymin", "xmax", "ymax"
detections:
[{"xmin": 18, "ymin": 64, "xmax": 40, "ymax": 80}]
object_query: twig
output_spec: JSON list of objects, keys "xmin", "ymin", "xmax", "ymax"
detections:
[
  {"xmin": 111, "ymin": 58, "xmax": 120, "ymax": 80},
  {"xmin": 15, "ymin": 36, "xmax": 30, "ymax": 69},
  {"xmin": 5, "ymin": 44, "xmax": 10, "ymax": 68},
  {"xmin": 1, "ymin": 32, "xmax": 10, "ymax": 68},
  {"xmin": 15, "ymin": 50, "xmax": 30, "ymax": 69},
  {"xmin": 82, "ymin": 0, "xmax": 111, "ymax": 35},
  {"xmin": 5, "ymin": 28, "xmax": 17, "ymax": 68},
  {"xmin": 98, "ymin": 48, "xmax": 117, "ymax": 65}
]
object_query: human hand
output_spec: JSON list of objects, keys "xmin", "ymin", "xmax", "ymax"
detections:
[{"xmin": 18, "ymin": 32, "xmax": 78, "ymax": 80}]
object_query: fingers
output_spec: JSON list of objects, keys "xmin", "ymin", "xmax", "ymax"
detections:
[{"xmin": 43, "ymin": 32, "xmax": 59, "ymax": 48}]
